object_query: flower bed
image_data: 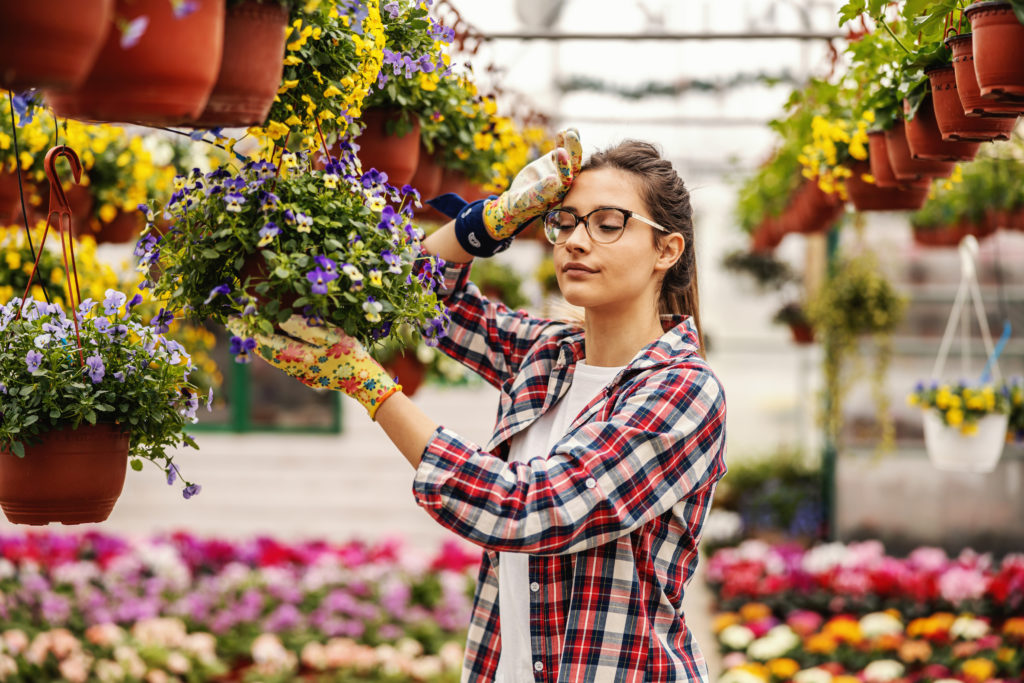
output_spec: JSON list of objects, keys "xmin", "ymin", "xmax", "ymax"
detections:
[
  {"xmin": 0, "ymin": 530, "xmax": 481, "ymax": 681},
  {"xmin": 709, "ymin": 541, "xmax": 1024, "ymax": 683}
]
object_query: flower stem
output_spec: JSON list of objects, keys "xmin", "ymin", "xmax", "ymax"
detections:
[{"xmin": 879, "ymin": 18, "xmax": 912, "ymax": 54}]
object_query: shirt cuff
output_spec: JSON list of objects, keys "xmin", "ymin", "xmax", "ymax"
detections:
[{"xmin": 412, "ymin": 425, "xmax": 478, "ymax": 509}]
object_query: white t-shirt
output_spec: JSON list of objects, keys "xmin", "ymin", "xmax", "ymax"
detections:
[{"xmin": 495, "ymin": 360, "xmax": 624, "ymax": 682}]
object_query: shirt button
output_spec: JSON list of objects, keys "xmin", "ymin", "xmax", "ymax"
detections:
[
  {"xmin": 534, "ymin": 661, "xmax": 544, "ymax": 672},
  {"xmin": 530, "ymin": 581, "xmax": 540, "ymax": 592},
  {"xmin": 585, "ymin": 478, "xmax": 597, "ymax": 489}
]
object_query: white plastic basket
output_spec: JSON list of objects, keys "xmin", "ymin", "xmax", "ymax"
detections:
[
  {"xmin": 922, "ymin": 235, "xmax": 1009, "ymax": 474},
  {"xmin": 922, "ymin": 410, "xmax": 1009, "ymax": 473}
]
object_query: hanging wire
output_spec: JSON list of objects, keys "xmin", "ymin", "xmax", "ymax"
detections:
[{"xmin": 6, "ymin": 90, "xmax": 52, "ymax": 304}]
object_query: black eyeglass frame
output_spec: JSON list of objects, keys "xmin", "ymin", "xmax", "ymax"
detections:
[{"xmin": 542, "ymin": 206, "xmax": 671, "ymax": 245}]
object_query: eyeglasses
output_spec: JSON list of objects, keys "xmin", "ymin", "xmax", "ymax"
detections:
[{"xmin": 542, "ymin": 207, "xmax": 670, "ymax": 245}]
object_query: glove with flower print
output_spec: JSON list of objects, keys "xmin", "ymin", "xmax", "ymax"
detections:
[
  {"xmin": 227, "ymin": 316, "xmax": 400, "ymax": 420},
  {"xmin": 436, "ymin": 128, "xmax": 583, "ymax": 257}
]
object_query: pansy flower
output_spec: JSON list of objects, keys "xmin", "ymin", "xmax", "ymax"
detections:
[
  {"xmin": 85, "ymin": 354, "xmax": 105, "ymax": 383},
  {"xmin": 260, "ymin": 191, "xmax": 280, "ymax": 211},
  {"xmin": 224, "ymin": 192, "xmax": 246, "ymax": 213},
  {"xmin": 258, "ymin": 222, "xmax": 281, "ymax": 247},
  {"xmin": 368, "ymin": 268, "xmax": 383, "ymax": 287},
  {"xmin": 204, "ymin": 284, "xmax": 232, "ymax": 305},
  {"xmin": 342, "ymin": 264, "xmax": 364, "ymax": 291},
  {"xmin": 296, "ymin": 212, "xmax": 313, "ymax": 233},
  {"xmin": 314, "ymin": 255, "xmax": 337, "ymax": 275},
  {"xmin": 306, "ymin": 267, "xmax": 336, "ymax": 295},
  {"xmin": 362, "ymin": 297, "xmax": 383, "ymax": 323}
]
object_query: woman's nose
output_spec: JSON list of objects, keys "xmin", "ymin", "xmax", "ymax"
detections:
[{"xmin": 562, "ymin": 222, "xmax": 591, "ymax": 251}]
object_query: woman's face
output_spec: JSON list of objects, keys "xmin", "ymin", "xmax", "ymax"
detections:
[{"xmin": 552, "ymin": 167, "xmax": 680, "ymax": 316}]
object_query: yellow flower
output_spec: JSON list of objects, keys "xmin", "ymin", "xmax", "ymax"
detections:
[
  {"xmin": 323, "ymin": 85, "xmax": 342, "ymax": 98},
  {"xmin": 946, "ymin": 408, "xmax": 964, "ymax": 427},
  {"xmin": 961, "ymin": 657, "xmax": 995, "ymax": 681},
  {"xmin": 767, "ymin": 658, "xmax": 799, "ymax": 679}
]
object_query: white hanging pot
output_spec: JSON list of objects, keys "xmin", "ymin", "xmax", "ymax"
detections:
[{"xmin": 922, "ymin": 410, "xmax": 1009, "ymax": 473}]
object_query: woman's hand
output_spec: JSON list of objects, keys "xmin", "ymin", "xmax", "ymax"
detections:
[
  {"xmin": 482, "ymin": 127, "xmax": 583, "ymax": 240},
  {"xmin": 229, "ymin": 316, "xmax": 401, "ymax": 419},
  {"xmin": 451, "ymin": 128, "xmax": 582, "ymax": 257}
]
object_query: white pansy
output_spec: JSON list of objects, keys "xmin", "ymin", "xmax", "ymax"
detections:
[
  {"xmin": 859, "ymin": 612, "xmax": 903, "ymax": 638},
  {"xmin": 862, "ymin": 659, "xmax": 905, "ymax": 682},
  {"xmin": 951, "ymin": 615, "xmax": 989, "ymax": 640},
  {"xmin": 719, "ymin": 624, "xmax": 756, "ymax": 650},
  {"xmin": 793, "ymin": 667, "xmax": 833, "ymax": 683}
]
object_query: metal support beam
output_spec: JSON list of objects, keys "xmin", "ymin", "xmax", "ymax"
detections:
[{"xmin": 484, "ymin": 31, "xmax": 844, "ymax": 42}]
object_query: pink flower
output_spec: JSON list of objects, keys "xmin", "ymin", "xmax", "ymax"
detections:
[
  {"xmin": 938, "ymin": 566, "xmax": 988, "ymax": 605},
  {"xmin": 908, "ymin": 547, "xmax": 948, "ymax": 572},
  {"xmin": 787, "ymin": 609, "xmax": 824, "ymax": 637}
]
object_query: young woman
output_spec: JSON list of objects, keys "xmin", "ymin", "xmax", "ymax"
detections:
[{"xmin": 240, "ymin": 131, "xmax": 727, "ymax": 682}]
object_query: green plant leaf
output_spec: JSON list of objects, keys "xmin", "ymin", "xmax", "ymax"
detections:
[
  {"xmin": 11, "ymin": 441, "xmax": 25, "ymax": 458},
  {"xmin": 131, "ymin": 459, "xmax": 143, "ymax": 472}
]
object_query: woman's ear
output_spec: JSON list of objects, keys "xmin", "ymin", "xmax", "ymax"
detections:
[{"xmin": 654, "ymin": 233, "xmax": 685, "ymax": 273}]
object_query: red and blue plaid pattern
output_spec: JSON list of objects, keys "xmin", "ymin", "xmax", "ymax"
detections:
[{"xmin": 412, "ymin": 258, "xmax": 727, "ymax": 682}]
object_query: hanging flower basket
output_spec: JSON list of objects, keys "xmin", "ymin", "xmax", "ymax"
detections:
[
  {"xmin": 0, "ymin": 0, "xmax": 113, "ymax": 91},
  {"xmin": 139, "ymin": 149, "xmax": 448, "ymax": 355},
  {"xmin": 922, "ymin": 410, "xmax": 1008, "ymax": 473},
  {"xmin": 45, "ymin": 0, "xmax": 225, "ymax": 126},
  {"xmin": 354, "ymin": 108, "xmax": 422, "ymax": 187},
  {"xmin": 884, "ymin": 120, "xmax": 954, "ymax": 181},
  {"xmin": 0, "ymin": 424, "xmax": 129, "ymax": 525},
  {"xmin": 867, "ymin": 131, "xmax": 900, "ymax": 188},
  {"xmin": 946, "ymin": 32, "xmax": 1023, "ymax": 117},
  {"xmin": 193, "ymin": 0, "xmax": 289, "ymax": 127},
  {"xmin": 904, "ymin": 97, "xmax": 980, "ymax": 162},
  {"xmin": 927, "ymin": 66, "xmax": 1017, "ymax": 141},
  {"xmin": 783, "ymin": 180, "xmax": 845, "ymax": 234},
  {"xmin": 845, "ymin": 161, "xmax": 930, "ymax": 212},
  {"xmin": 965, "ymin": 1, "xmax": 1024, "ymax": 101}
]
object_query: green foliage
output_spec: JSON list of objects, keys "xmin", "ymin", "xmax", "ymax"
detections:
[
  {"xmin": 468, "ymin": 260, "xmax": 529, "ymax": 311},
  {"xmin": 140, "ymin": 153, "xmax": 447, "ymax": 353},
  {"xmin": 722, "ymin": 249, "xmax": 797, "ymax": 290},
  {"xmin": 913, "ymin": 141, "xmax": 1024, "ymax": 227},
  {"xmin": 808, "ymin": 249, "xmax": 907, "ymax": 454},
  {"xmin": 0, "ymin": 294, "xmax": 206, "ymax": 490}
]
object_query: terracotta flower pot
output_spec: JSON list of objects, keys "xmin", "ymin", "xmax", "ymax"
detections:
[
  {"xmin": 59, "ymin": 184, "xmax": 96, "ymax": 237},
  {"xmin": 0, "ymin": 423, "xmax": 129, "ymax": 525},
  {"xmin": 0, "ymin": 171, "xmax": 25, "ymax": 224},
  {"xmin": 355, "ymin": 108, "xmax": 421, "ymax": 187},
  {"xmin": 867, "ymin": 132, "xmax": 900, "ymax": 188},
  {"xmin": 788, "ymin": 322, "xmax": 815, "ymax": 345},
  {"xmin": 946, "ymin": 33, "xmax": 1023, "ymax": 117},
  {"xmin": 783, "ymin": 181, "xmax": 844, "ymax": 234},
  {"xmin": 884, "ymin": 120, "xmax": 955, "ymax": 181},
  {"xmin": 382, "ymin": 354, "xmax": 426, "ymax": 398},
  {"xmin": 46, "ymin": 0, "xmax": 225, "ymax": 126},
  {"xmin": 928, "ymin": 66, "xmax": 1017, "ymax": 141},
  {"xmin": 409, "ymin": 146, "xmax": 444, "ymax": 204},
  {"xmin": 845, "ymin": 161, "xmax": 930, "ymax": 212},
  {"xmin": 194, "ymin": 1, "xmax": 289, "ymax": 127},
  {"xmin": 750, "ymin": 215, "xmax": 784, "ymax": 252},
  {"xmin": 904, "ymin": 96, "xmax": 980, "ymax": 162},
  {"xmin": 0, "ymin": 0, "xmax": 114, "ymax": 91},
  {"xmin": 239, "ymin": 253, "xmax": 298, "ymax": 311},
  {"xmin": 965, "ymin": 1, "xmax": 1024, "ymax": 101}
]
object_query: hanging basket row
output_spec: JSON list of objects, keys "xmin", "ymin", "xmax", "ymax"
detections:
[{"xmin": 1, "ymin": 0, "xmax": 288, "ymax": 128}]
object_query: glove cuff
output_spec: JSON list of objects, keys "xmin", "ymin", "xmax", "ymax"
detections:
[{"xmin": 453, "ymin": 198, "xmax": 513, "ymax": 257}]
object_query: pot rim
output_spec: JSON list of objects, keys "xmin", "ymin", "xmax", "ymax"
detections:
[{"xmin": 964, "ymin": 1, "xmax": 1013, "ymax": 19}]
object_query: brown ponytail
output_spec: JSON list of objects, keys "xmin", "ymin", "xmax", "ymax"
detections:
[{"xmin": 582, "ymin": 141, "xmax": 706, "ymax": 358}]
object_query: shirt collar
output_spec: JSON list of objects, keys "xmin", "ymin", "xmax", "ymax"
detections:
[{"xmin": 554, "ymin": 315, "xmax": 701, "ymax": 372}]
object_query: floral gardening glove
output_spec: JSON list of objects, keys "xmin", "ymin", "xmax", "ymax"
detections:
[
  {"xmin": 228, "ymin": 316, "xmax": 400, "ymax": 420},
  {"xmin": 446, "ymin": 128, "xmax": 583, "ymax": 257}
]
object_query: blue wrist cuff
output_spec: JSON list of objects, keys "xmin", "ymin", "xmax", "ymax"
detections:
[
  {"xmin": 425, "ymin": 193, "xmax": 469, "ymax": 219},
  {"xmin": 452, "ymin": 198, "xmax": 513, "ymax": 257}
]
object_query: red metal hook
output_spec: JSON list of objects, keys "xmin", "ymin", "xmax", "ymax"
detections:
[{"xmin": 16, "ymin": 145, "xmax": 86, "ymax": 367}]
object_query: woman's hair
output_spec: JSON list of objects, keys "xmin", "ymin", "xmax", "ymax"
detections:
[{"xmin": 581, "ymin": 140, "xmax": 705, "ymax": 357}]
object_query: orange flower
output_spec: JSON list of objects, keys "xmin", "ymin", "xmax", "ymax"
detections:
[
  {"xmin": 834, "ymin": 676, "xmax": 861, "ymax": 683},
  {"xmin": 898, "ymin": 639, "xmax": 933, "ymax": 664},
  {"xmin": 738, "ymin": 662, "xmax": 770, "ymax": 680},
  {"xmin": 824, "ymin": 617, "xmax": 863, "ymax": 645},
  {"xmin": 873, "ymin": 633, "xmax": 903, "ymax": 651},
  {"xmin": 714, "ymin": 613, "xmax": 742, "ymax": 634},
  {"xmin": 740, "ymin": 603, "xmax": 773, "ymax": 623},
  {"xmin": 805, "ymin": 633, "xmax": 839, "ymax": 654},
  {"xmin": 952, "ymin": 641, "xmax": 980, "ymax": 659},
  {"xmin": 1003, "ymin": 617, "xmax": 1024, "ymax": 640},
  {"xmin": 960, "ymin": 657, "xmax": 996, "ymax": 681},
  {"xmin": 767, "ymin": 658, "xmax": 800, "ymax": 679}
]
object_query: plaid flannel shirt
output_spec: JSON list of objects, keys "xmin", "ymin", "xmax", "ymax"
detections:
[{"xmin": 412, "ymin": 257, "xmax": 727, "ymax": 682}]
